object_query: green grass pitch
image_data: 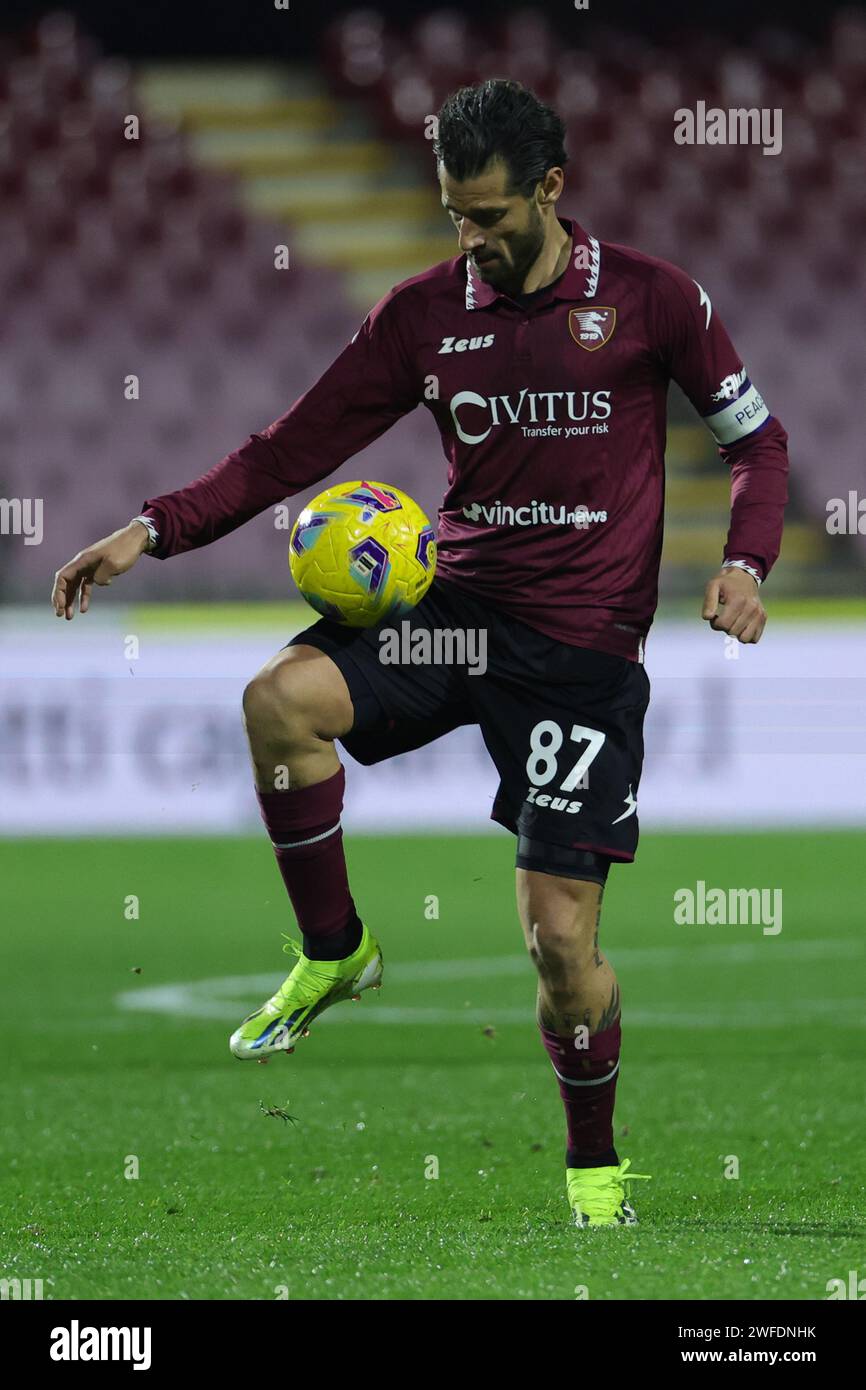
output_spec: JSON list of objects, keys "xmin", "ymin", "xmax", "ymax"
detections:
[{"xmin": 1, "ymin": 830, "xmax": 863, "ymax": 1301}]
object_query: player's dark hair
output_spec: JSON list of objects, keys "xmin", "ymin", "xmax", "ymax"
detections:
[{"xmin": 433, "ymin": 79, "xmax": 568, "ymax": 198}]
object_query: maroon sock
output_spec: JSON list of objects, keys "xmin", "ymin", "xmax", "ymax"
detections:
[
  {"xmin": 540, "ymin": 1021, "xmax": 621, "ymax": 1169},
  {"xmin": 256, "ymin": 766, "xmax": 362, "ymax": 961}
]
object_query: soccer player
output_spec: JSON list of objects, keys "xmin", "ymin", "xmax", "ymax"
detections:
[{"xmin": 52, "ymin": 80, "xmax": 787, "ymax": 1227}]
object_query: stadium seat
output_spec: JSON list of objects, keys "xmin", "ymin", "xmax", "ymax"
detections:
[{"xmin": 1, "ymin": 7, "xmax": 863, "ymax": 602}]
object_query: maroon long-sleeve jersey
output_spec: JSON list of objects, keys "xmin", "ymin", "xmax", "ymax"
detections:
[{"xmin": 142, "ymin": 217, "xmax": 788, "ymax": 661}]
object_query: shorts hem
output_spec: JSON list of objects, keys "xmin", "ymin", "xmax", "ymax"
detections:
[
  {"xmin": 490, "ymin": 806, "xmax": 635, "ymax": 862},
  {"xmin": 514, "ymin": 858, "xmax": 610, "ymax": 886},
  {"xmin": 568, "ymin": 840, "xmax": 634, "ymax": 863}
]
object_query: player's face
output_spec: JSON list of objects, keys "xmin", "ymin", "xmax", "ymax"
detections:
[{"xmin": 439, "ymin": 158, "xmax": 548, "ymax": 297}]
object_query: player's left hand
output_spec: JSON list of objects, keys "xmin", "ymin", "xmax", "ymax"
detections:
[{"xmin": 702, "ymin": 567, "xmax": 766, "ymax": 644}]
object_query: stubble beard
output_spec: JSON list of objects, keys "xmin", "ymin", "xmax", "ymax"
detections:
[{"xmin": 483, "ymin": 206, "xmax": 546, "ymax": 297}]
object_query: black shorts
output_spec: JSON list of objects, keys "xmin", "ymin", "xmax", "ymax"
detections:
[{"xmin": 288, "ymin": 579, "xmax": 650, "ymax": 867}]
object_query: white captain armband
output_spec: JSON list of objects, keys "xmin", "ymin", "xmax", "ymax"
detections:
[{"xmin": 703, "ymin": 376, "xmax": 770, "ymax": 446}]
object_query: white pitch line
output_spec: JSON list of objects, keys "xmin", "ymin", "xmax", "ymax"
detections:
[
  {"xmin": 114, "ymin": 937, "xmax": 865, "ymax": 1029},
  {"xmin": 389, "ymin": 937, "xmax": 862, "ymax": 981},
  {"xmin": 112, "ymin": 993, "xmax": 866, "ymax": 1029}
]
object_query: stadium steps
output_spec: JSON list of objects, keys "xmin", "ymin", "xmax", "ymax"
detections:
[
  {"xmin": 136, "ymin": 63, "xmax": 453, "ymax": 304},
  {"xmin": 132, "ymin": 70, "xmax": 835, "ymax": 598},
  {"xmin": 660, "ymin": 423, "xmax": 835, "ymax": 594},
  {"xmin": 662, "ymin": 523, "xmax": 825, "ymax": 566},
  {"xmin": 665, "ymin": 476, "xmax": 731, "ymax": 513}
]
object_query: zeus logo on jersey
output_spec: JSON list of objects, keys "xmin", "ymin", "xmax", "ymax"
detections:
[
  {"xmin": 438, "ymin": 334, "xmax": 495, "ymax": 353},
  {"xmin": 525, "ymin": 786, "xmax": 583, "ymax": 814},
  {"xmin": 449, "ymin": 388, "xmax": 612, "ymax": 445}
]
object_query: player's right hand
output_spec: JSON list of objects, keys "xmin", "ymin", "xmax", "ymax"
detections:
[{"xmin": 52, "ymin": 521, "xmax": 151, "ymax": 620}]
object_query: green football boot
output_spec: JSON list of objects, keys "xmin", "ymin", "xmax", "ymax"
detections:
[
  {"xmin": 229, "ymin": 924, "xmax": 383, "ymax": 1061},
  {"xmin": 566, "ymin": 1159, "xmax": 651, "ymax": 1227}
]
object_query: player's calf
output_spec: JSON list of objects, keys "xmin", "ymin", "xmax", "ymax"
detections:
[
  {"xmin": 517, "ymin": 869, "xmax": 617, "ymax": 1035},
  {"xmin": 516, "ymin": 855, "xmax": 649, "ymax": 1223},
  {"xmin": 239, "ymin": 645, "xmax": 369, "ymax": 1016},
  {"xmin": 516, "ymin": 868, "xmax": 622, "ymax": 1158}
]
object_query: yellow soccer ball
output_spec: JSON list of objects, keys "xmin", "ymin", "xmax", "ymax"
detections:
[{"xmin": 289, "ymin": 480, "xmax": 437, "ymax": 627}]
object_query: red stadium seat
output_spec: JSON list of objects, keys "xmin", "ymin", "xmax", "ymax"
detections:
[{"xmin": 0, "ymin": 8, "xmax": 861, "ymax": 599}]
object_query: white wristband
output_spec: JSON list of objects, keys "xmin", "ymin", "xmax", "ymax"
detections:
[
  {"xmin": 132, "ymin": 515, "xmax": 160, "ymax": 553},
  {"xmin": 722, "ymin": 559, "xmax": 762, "ymax": 586}
]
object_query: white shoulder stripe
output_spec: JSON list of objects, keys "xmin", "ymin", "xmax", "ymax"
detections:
[
  {"xmin": 465, "ymin": 263, "xmax": 477, "ymax": 310},
  {"xmin": 583, "ymin": 235, "xmax": 601, "ymax": 298}
]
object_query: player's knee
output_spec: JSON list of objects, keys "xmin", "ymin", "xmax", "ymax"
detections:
[
  {"xmin": 528, "ymin": 918, "xmax": 596, "ymax": 981},
  {"xmin": 522, "ymin": 879, "xmax": 600, "ymax": 979},
  {"xmin": 243, "ymin": 648, "xmax": 350, "ymax": 746},
  {"xmin": 243, "ymin": 663, "xmax": 297, "ymax": 732}
]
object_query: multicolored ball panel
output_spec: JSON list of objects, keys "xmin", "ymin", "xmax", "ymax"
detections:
[{"xmin": 289, "ymin": 479, "xmax": 437, "ymax": 627}]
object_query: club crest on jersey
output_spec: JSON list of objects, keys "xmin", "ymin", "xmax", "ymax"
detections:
[{"xmin": 569, "ymin": 307, "xmax": 616, "ymax": 351}]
